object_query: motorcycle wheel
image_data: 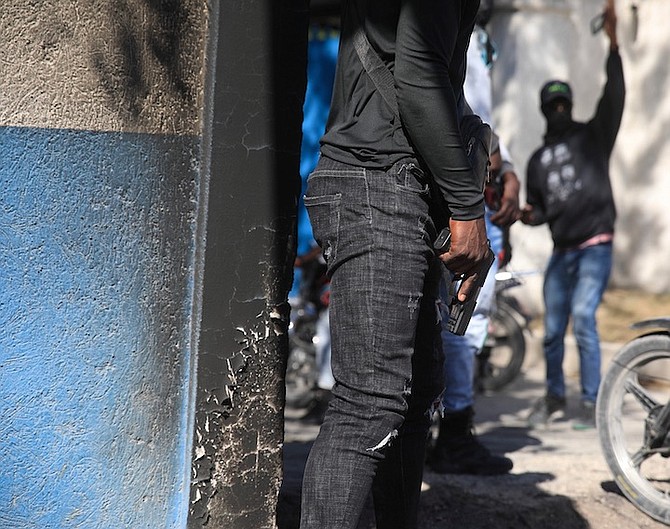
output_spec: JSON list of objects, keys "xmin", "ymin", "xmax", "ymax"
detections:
[
  {"xmin": 479, "ymin": 301, "xmax": 526, "ymax": 392},
  {"xmin": 285, "ymin": 331, "xmax": 318, "ymax": 409},
  {"xmin": 597, "ymin": 333, "xmax": 670, "ymax": 525}
]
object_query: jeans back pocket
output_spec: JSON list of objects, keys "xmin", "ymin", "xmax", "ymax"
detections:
[{"xmin": 304, "ymin": 192, "xmax": 341, "ymax": 268}]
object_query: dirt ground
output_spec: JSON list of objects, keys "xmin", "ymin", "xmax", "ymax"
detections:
[
  {"xmin": 278, "ymin": 288, "xmax": 670, "ymax": 529},
  {"xmin": 597, "ymin": 288, "xmax": 670, "ymax": 342}
]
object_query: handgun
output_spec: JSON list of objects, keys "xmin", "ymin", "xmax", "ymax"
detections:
[
  {"xmin": 434, "ymin": 227, "xmax": 495, "ymax": 336},
  {"xmin": 433, "ymin": 227, "xmax": 452, "ymax": 252},
  {"xmin": 590, "ymin": 11, "xmax": 605, "ymax": 34}
]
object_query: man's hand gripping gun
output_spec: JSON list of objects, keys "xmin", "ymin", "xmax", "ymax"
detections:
[
  {"xmin": 433, "ymin": 112, "xmax": 494, "ymax": 334},
  {"xmin": 433, "ymin": 227, "xmax": 495, "ymax": 336}
]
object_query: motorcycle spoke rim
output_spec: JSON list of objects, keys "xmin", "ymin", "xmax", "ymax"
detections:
[{"xmin": 624, "ymin": 375, "xmax": 661, "ymax": 413}]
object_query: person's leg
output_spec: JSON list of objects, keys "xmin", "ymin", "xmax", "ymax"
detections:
[
  {"xmin": 300, "ymin": 158, "xmax": 438, "ymax": 529},
  {"xmin": 571, "ymin": 243, "xmax": 612, "ymax": 403},
  {"xmin": 372, "ymin": 259, "xmax": 443, "ymax": 529},
  {"xmin": 528, "ymin": 251, "xmax": 574, "ymax": 427},
  {"xmin": 542, "ymin": 251, "xmax": 575, "ymax": 399},
  {"xmin": 430, "ymin": 223, "xmax": 511, "ymax": 475},
  {"xmin": 438, "ymin": 215, "xmax": 499, "ymax": 414},
  {"xmin": 440, "ymin": 267, "xmax": 477, "ymax": 413},
  {"xmin": 463, "ymin": 212, "xmax": 500, "ymax": 354}
]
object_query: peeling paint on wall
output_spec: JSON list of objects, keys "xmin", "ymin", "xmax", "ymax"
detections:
[
  {"xmin": 188, "ymin": 295, "xmax": 294, "ymax": 527},
  {"xmin": 186, "ymin": 1, "xmax": 308, "ymax": 527}
]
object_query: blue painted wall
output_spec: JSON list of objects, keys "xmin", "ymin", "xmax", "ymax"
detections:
[{"xmin": 0, "ymin": 126, "xmax": 200, "ymax": 528}]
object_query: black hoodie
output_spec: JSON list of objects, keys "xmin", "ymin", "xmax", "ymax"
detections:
[{"xmin": 525, "ymin": 49, "xmax": 625, "ymax": 250}]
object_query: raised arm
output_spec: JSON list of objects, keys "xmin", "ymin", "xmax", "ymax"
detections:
[{"xmin": 592, "ymin": 0, "xmax": 625, "ymax": 153}]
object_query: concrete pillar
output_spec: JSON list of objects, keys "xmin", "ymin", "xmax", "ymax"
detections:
[
  {"xmin": 0, "ymin": 1, "xmax": 307, "ymax": 528},
  {"xmin": 188, "ymin": 2, "xmax": 308, "ymax": 527}
]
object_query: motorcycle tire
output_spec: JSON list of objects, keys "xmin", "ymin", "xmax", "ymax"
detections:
[
  {"xmin": 285, "ymin": 332, "xmax": 318, "ymax": 409},
  {"xmin": 596, "ymin": 333, "xmax": 670, "ymax": 525},
  {"xmin": 479, "ymin": 301, "xmax": 526, "ymax": 392}
]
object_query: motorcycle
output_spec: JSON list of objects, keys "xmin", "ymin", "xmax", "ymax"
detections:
[
  {"xmin": 285, "ymin": 257, "xmax": 329, "ymax": 409},
  {"xmin": 475, "ymin": 269, "xmax": 534, "ymax": 393},
  {"xmin": 597, "ymin": 317, "xmax": 670, "ymax": 525}
]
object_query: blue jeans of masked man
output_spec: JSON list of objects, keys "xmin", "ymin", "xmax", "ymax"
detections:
[{"xmin": 543, "ymin": 242, "xmax": 612, "ymax": 404}]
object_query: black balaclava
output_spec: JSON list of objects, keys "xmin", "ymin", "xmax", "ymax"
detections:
[
  {"xmin": 543, "ymin": 99, "xmax": 574, "ymax": 139},
  {"xmin": 540, "ymin": 80, "xmax": 574, "ymax": 141}
]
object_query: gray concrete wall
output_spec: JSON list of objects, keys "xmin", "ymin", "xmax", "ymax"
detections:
[
  {"xmin": 489, "ymin": 0, "xmax": 670, "ymax": 310},
  {"xmin": 0, "ymin": 1, "xmax": 207, "ymax": 135}
]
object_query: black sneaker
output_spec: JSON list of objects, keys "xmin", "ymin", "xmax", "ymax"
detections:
[
  {"xmin": 429, "ymin": 434, "xmax": 513, "ymax": 476},
  {"xmin": 527, "ymin": 394, "xmax": 566, "ymax": 429},
  {"xmin": 572, "ymin": 400, "xmax": 596, "ymax": 431}
]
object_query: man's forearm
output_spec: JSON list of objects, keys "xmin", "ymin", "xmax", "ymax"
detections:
[{"xmin": 395, "ymin": 0, "xmax": 484, "ymax": 221}]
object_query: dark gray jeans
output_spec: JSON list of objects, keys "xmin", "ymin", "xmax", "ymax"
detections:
[{"xmin": 300, "ymin": 156, "xmax": 444, "ymax": 529}]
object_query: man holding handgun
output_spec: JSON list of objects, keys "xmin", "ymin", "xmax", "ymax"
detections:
[
  {"xmin": 300, "ymin": 1, "xmax": 490, "ymax": 528},
  {"xmin": 522, "ymin": 0, "xmax": 625, "ymax": 430}
]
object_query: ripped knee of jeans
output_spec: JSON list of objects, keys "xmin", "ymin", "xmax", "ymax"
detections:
[
  {"xmin": 403, "ymin": 378, "xmax": 412, "ymax": 398},
  {"xmin": 366, "ymin": 429, "xmax": 399, "ymax": 453}
]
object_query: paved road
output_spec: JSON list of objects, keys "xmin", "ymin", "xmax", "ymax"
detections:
[{"xmin": 278, "ymin": 335, "xmax": 669, "ymax": 529}]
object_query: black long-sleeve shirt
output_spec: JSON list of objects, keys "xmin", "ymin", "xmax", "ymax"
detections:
[
  {"xmin": 319, "ymin": 0, "xmax": 484, "ymax": 220},
  {"xmin": 525, "ymin": 50, "xmax": 625, "ymax": 249}
]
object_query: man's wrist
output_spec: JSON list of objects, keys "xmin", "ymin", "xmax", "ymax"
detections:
[{"xmin": 450, "ymin": 201, "xmax": 485, "ymax": 221}]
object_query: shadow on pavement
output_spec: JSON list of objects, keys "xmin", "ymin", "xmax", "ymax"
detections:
[
  {"xmin": 477, "ymin": 425, "xmax": 541, "ymax": 454},
  {"xmin": 277, "ymin": 428, "xmax": 590, "ymax": 529},
  {"xmin": 419, "ymin": 471, "xmax": 590, "ymax": 529},
  {"xmin": 601, "ymin": 480, "xmax": 625, "ymax": 497}
]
